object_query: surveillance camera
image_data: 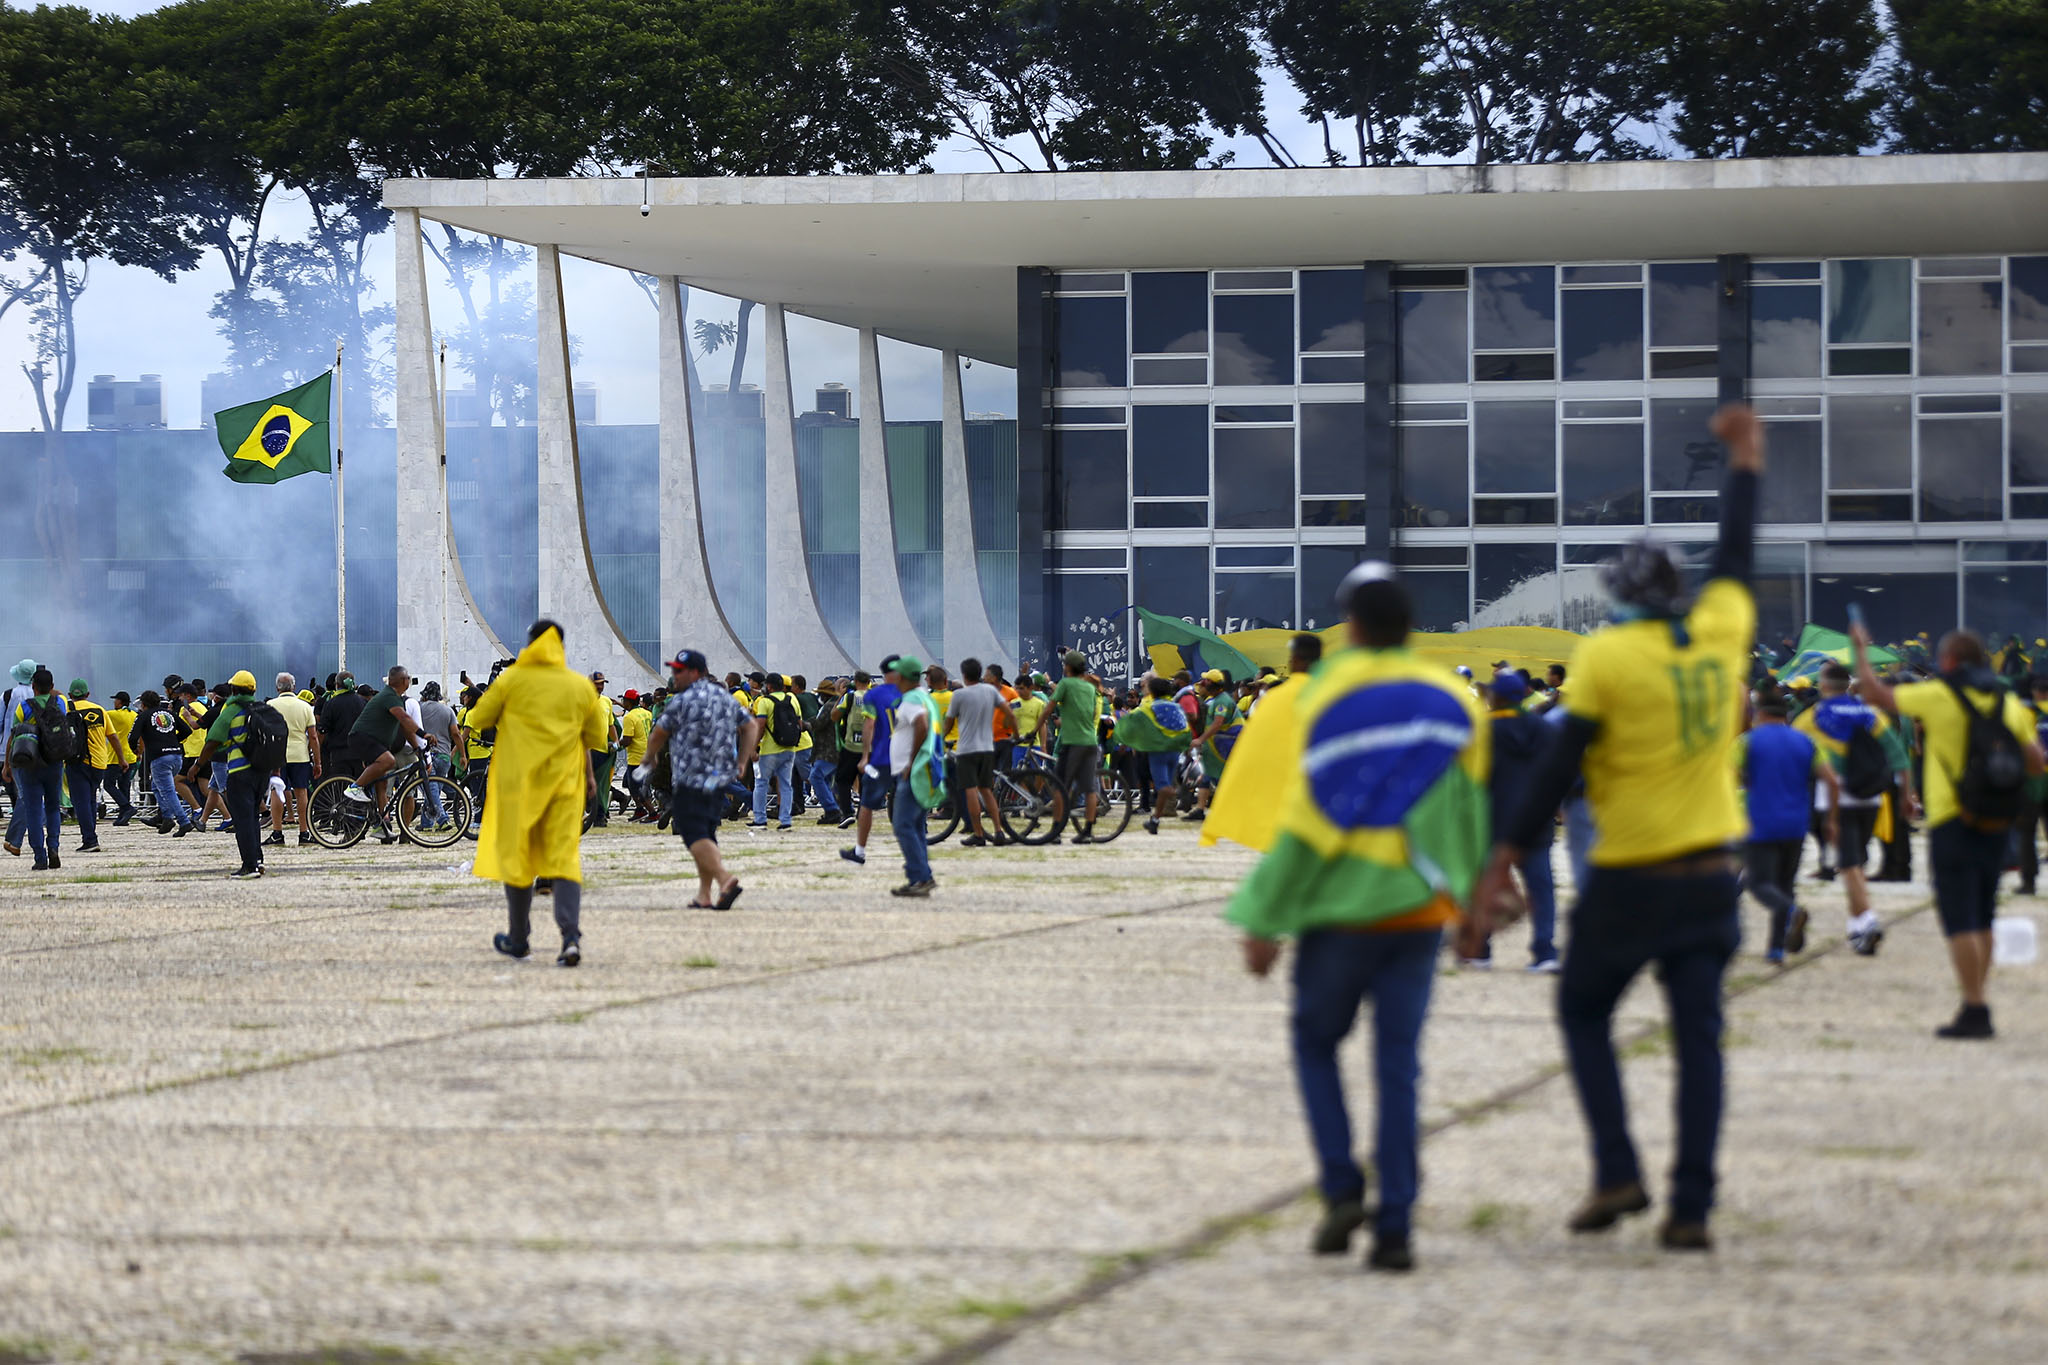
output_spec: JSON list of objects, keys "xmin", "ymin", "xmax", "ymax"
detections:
[{"xmin": 639, "ymin": 203, "xmax": 651, "ymax": 218}]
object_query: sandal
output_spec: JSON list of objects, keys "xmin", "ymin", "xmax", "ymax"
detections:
[
  {"xmin": 715, "ymin": 882, "xmax": 744, "ymax": 911},
  {"xmin": 686, "ymin": 899, "xmax": 715, "ymax": 909}
]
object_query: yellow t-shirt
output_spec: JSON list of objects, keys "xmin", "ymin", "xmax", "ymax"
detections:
[
  {"xmin": 457, "ymin": 706, "xmax": 493, "ymax": 760},
  {"xmin": 589, "ymin": 691, "xmax": 617, "ymax": 753},
  {"xmin": 1895, "ymin": 678, "xmax": 2037, "ymax": 828},
  {"xmin": 179, "ymin": 701, "xmax": 210, "ymax": 758},
  {"xmin": 1567, "ymin": 578, "xmax": 1755, "ymax": 866},
  {"xmin": 753, "ymin": 691, "xmax": 813, "ymax": 754},
  {"xmin": 70, "ymin": 699, "xmax": 116, "ymax": 769},
  {"xmin": 930, "ymin": 688, "xmax": 955, "ymax": 744},
  {"xmin": 108, "ymin": 706, "xmax": 137, "ymax": 764},
  {"xmin": 1014, "ymin": 696, "xmax": 1047, "ymax": 744},
  {"xmin": 266, "ymin": 693, "xmax": 317, "ymax": 764},
  {"xmin": 620, "ymin": 706, "xmax": 652, "ymax": 765}
]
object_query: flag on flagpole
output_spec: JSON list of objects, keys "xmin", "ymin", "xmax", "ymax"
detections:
[{"xmin": 215, "ymin": 372, "xmax": 333, "ymax": 485}]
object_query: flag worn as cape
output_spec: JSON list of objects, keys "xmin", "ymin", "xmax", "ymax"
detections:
[
  {"xmin": 467, "ymin": 625, "xmax": 607, "ymax": 887},
  {"xmin": 215, "ymin": 372, "xmax": 333, "ymax": 485},
  {"xmin": 1112, "ymin": 698, "xmax": 1191, "ymax": 752},
  {"xmin": 1774, "ymin": 624, "xmax": 1900, "ymax": 683},
  {"xmin": 904, "ymin": 689, "xmax": 950, "ymax": 810},
  {"xmin": 1135, "ymin": 607, "xmax": 1259, "ymax": 681},
  {"xmin": 1224, "ymin": 648, "xmax": 1491, "ymax": 939},
  {"xmin": 1201, "ymin": 673, "xmax": 1305, "ymax": 852}
]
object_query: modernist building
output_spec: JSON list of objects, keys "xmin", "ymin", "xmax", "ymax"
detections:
[{"xmin": 386, "ymin": 153, "xmax": 2048, "ymax": 685}]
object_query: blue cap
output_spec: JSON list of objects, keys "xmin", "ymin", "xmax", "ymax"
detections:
[{"xmin": 1490, "ymin": 669, "xmax": 1529, "ymax": 702}]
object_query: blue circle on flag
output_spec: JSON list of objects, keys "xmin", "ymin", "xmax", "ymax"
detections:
[
  {"xmin": 261, "ymin": 413, "xmax": 294, "ymax": 456},
  {"xmin": 1304, "ymin": 682, "xmax": 1470, "ymax": 830}
]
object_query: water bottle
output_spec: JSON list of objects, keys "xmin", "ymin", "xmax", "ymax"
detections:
[{"xmin": 1993, "ymin": 915, "xmax": 2038, "ymax": 967}]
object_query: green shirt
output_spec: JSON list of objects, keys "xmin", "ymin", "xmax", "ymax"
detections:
[
  {"xmin": 1049, "ymin": 676, "xmax": 1100, "ymax": 749},
  {"xmin": 351, "ymin": 687, "xmax": 408, "ymax": 749},
  {"xmin": 205, "ymin": 696, "xmax": 258, "ymax": 775}
]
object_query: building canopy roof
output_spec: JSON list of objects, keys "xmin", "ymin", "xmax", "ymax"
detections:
[{"xmin": 386, "ymin": 154, "xmax": 2048, "ymax": 368}]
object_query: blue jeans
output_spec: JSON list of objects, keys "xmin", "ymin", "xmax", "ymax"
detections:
[
  {"xmin": 424, "ymin": 750, "xmax": 451, "ymax": 823},
  {"xmin": 1560, "ymin": 866, "xmax": 1740, "ymax": 1224},
  {"xmin": 14, "ymin": 763, "xmax": 64, "ymax": 861},
  {"xmin": 102, "ymin": 765, "xmax": 134, "ymax": 820},
  {"xmin": 1290, "ymin": 927, "xmax": 1443, "ymax": 1234},
  {"xmin": 808, "ymin": 756, "xmax": 842, "ymax": 817},
  {"xmin": 1563, "ymin": 796, "xmax": 1596, "ymax": 890},
  {"xmin": 890, "ymin": 777, "xmax": 931, "ymax": 884},
  {"xmin": 1523, "ymin": 843, "xmax": 1558, "ymax": 963},
  {"xmin": 150, "ymin": 754, "xmax": 191, "ymax": 829},
  {"xmin": 752, "ymin": 750, "xmax": 796, "ymax": 826},
  {"xmin": 64, "ymin": 762, "xmax": 99, "ymax": 845}
]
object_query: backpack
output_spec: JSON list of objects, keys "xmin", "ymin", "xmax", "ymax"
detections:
[
  {"xmin": 1841, "ymin": 725, "xmax": 1892, "ymax": 801},
  {"xmin": 767, "ymin": 692, "xmax": 804, "ymax": 748},
  {"xmin": 31, "ymin": 696, "xmax": 79, "ymax": 766},
  {"xmin": 1945, "ymin": 679, "xmax": 2027, "ymax": 828},
  {"xmin": 241, "ymin": 701, "xmax": 290, "ymax": 772}
]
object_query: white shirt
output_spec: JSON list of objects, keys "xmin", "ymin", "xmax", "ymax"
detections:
[{"xmin": 890, "ymin": 688, "xmax": 930, "ymax": 778}]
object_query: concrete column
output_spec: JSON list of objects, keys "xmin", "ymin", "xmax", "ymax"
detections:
[
  {"xmin": 535, "ymin": 243, "xmax": 657, "ymax": 687},
  {"xmin": 394, "ymin": 207, "xmax": 507, "ymax": 690},
  {"xmin": 658, "ymin": 277, "xmax": 759, "ymax": 673},
  {"xmin": 940, "ymin": 350, "xmax": 1016, "ymax": 674},
  {"xmin": 762, "ymin": 303, "xmax": 856, "ymax": 677},
  {"xmin": 857, "ymin": 327, "xmax": 933, "ymax": 671}
]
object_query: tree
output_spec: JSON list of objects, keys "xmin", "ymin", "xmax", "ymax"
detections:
[
  {"xmin": 1888, "ymin": 0, "xmax": 2048, "ymax": 152},
  {"xmin": 1663, "ymin": 1, "xmax": 1883, "ymax": 158},
  {"xmin": 1260, "ymin": 0, "xmax": 1451, "ymax": 165}
]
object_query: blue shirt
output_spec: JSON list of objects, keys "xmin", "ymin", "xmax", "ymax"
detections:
[
  {"xmin": 658, "ymin": 679, "xmax": 753, "ymax": 793},
  {"xmin": 860, "ymin": 682, "xmax": 903, "ymax": 766},
  {"xmin": 1743, "ymin": 722, "xmax": 1817, "ymax": 843}
]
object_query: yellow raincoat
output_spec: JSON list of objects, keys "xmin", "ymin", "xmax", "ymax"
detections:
[
  {"xmin": 1199, "ymin": 673, "xmax": 1306, "ymax": 853},
  {"xmin": 468, "ymin": 627, "xmax": 605, "ymax": 887}
]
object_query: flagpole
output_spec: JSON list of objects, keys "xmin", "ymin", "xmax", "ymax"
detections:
[
  {"xmin": 335, "ymin": 339, "xmax": 347, "ymax": 676},
  {"xmin": 437, "ymin": 338, "xmax": 449, "ymax": 691}
]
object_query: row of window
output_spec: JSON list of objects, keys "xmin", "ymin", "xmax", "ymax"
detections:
[{"xmin": 1047, "ymin": 258, "xmax": 2048, "ymax": 389}]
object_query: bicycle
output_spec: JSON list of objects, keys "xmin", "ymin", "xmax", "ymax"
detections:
[
  {"xmin": 1082, "ymin": 747, "xmax": 1143, "ymax": 843},
  {"xmin": 307, "ymin": 752, "xmax": 472, "ymax": 850},
  {"xmin": 929, "ymin": 751, "xmax": 1066, "ymax": 845}
]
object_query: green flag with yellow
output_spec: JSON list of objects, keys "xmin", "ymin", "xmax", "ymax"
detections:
[{"xmin": 215, "ymin": 373, "xmax": 332, "ymax": 485}]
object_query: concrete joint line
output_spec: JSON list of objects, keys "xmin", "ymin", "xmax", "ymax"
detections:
[{"xmin": 921, "ymin": 899, "xmax": 1934, "ymax": 1365}]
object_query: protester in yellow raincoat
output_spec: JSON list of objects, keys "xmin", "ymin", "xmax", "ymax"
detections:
[
  {"xmin": 1201, "ymin": 632, "xmax": 1323, "ymax": 852},
  {"xmin": 469, "ymin": 620, "xmax": 606, "ymax": 967}
]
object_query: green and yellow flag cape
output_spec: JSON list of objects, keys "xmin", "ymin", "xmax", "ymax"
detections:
[
  {"xmin": 1224, "ymin": 648, "xmax": 1491, "ymax": 940},
  {"xmin": 215, "ymin": 372, "xmax": 332, "ymax": 485},
  {"xmin": 1111, "ymin": 698, "xmax": 1192, "ymax": 753}
]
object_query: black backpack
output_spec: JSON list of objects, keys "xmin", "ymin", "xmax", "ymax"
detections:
[
  {"xmin": 1841, "ymin": 725, "xmax": 1892, "ymax": 801},
  {"xmin": 32, "ymin": 696, "xmax": 79, "ymax": 766},
  {"xmin": 241, "ymin": 701, "xmax": 290, "ymax": 772},
  {"xmin": 1945, "ymin": 679, "xmax": 2027, "ymax": 828},
  {"xmin": 767, "ymin": 692, "xmax": 804, "ymax": 749}
]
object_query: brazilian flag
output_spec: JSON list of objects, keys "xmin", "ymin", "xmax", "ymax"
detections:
[{"xmin": 215, "ymin": 373, "xmax": 332, "ymax": 485}]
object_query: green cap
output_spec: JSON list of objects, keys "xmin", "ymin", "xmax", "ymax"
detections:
[
  {"xmin": 893, "ymin": 654, "xmax": 924, "ymax": 677},
  {"xmin": 67, "ymin": 678, "xmax": 89, "ymax": 698},
  {"xmin": 1063, "ymin": 650, "xmax": 1088, "ymax": 671}
]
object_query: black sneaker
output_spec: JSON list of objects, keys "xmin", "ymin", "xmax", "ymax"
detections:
[
  {"xmin": 1144, "ymin": 817, "xmax": 1160, "ymax": 835},
  {"xmin": 1659, "ymin": 1219, "xmax": 1713, "ymax": 1252},
  {"xmin": 264, "ymin": 832, "xmax": 286, "ymax": 847},
  {"xmin": 839, "ymin": 847, "xmax": 866, "ymax": 865},
  {"xmin": 1936, "ymin": 1003, "xmax": 1994, "ymax": 1039},
  {"xmin": 961, "ymin": 835, "xmax": 988, "ymax": 848},
  {"xmin": 492, "ymin": 932, "xmax": 530, "ymax": 960},
  {"xmin": 298, "ymin": 832, "xmax": 315, "ymax": 846},
  {"xmin": 1568, "ymin": 1180, "xmax": 1651, "ymax": 1233},
  {"xmin": 111, "ymin": 817, "xmax": 130, "ymax": 827},
  {"xmin": 228, "ymin": 866, "xmax": 262, "ymax": 880},
  {"xmin": 890, "ymin": 880, "xmax": 934, "ymax": 898},
  {"xmin": 1074, "ymin": 830, "xmax": 1094, "ymax": 845},
  {"xmin": 1312, "ymin": 1196, "xmax": 1368, "ymax": 1255},
  {"xmin": 837, "ymin": 816, "xmax": 857, "ymax": 830},
  {"xmin": 31, "ymin": 858, "xmax": 47, "ymax": 871},
  {"xmin": 173, "ymin": 825, "xmax": 190, "ymax": 838},
  {"xmin": 1366, "ymin": 1231, "xmax": 1414, "ymax": 1272},
  {"xmin": 77, "ymin": 841, "xmax": 101, "ymax": 853},
  {"xmin": 47, "ymin": 852, "xmax": 60, "ymax": 870},
  {"xmin": 1784, "ymin": 907, "xmax": 1809, "ymax": 956},
  {"xmin": 815, "ymin": 813, "xmax": 838, "ymax": 826},
  {"xmin": 557, "ymin": 940, "xmax": 581, "ymax": 968}
]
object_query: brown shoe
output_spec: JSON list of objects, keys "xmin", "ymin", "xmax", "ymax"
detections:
[
  {"xmin": 1568, "ymin": 1181, "xmax": 1651, "ymax": 1233},
  {"xmin": 1659, "ymin": 1219, "xmax": 1713, "ymax": 1252}
]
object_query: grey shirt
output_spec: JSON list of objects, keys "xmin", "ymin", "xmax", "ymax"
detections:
[
  {"xmin": 419, "ymin": 699, "xmax": 458, "ymax": 752},
  {"xmin": 946, "ymin": 682, "xmax": 1001, "ymax": 755}
]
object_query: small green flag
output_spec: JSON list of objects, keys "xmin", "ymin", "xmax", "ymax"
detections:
[{"xmin": 215, "ymin": 372, "xmax": 332, "ymax": 485}]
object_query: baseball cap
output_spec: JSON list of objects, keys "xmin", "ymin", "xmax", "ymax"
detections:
[
  {"xmin": 229, "ymin": 670, "xmax": 257, "ymax": 689},
  {"xmin": 1032, "ymin": 671, "xmax": 1050, "ymax": 686},
  {"xmin": 1454, "ymin": 665, "xmax": 1474, "ymax": 679},
  {"xmin": 666, "ymin": 649, "xmax": 708, "ymax": 673},
  {"xmin": 67, "ymin": 678, "xmax": 89, "ymax": 698},
  {"xmin": 623, "ymin": 688, "xmax": 639, "ymax": 701},
  {"xmin": 1063, "ymin": 650, "xmax": 1088, "ymax": 671},
  {"xmin": 1490, "ymin": 669, "xmax": 1529, "ymax": 702},
  {"xmin": 1201, "ymin": 668, "xmax": 1226, "ymax": 684},
  {"xmin": 747, "ymin": 670, "xmax": 767, "ymax": 683},
  {"xmin": 894, "ymin": 654, "xmax": 924, "ymax": 677}
]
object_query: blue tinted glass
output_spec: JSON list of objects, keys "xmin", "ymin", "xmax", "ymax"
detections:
[
  {"xmin": 1131, "ymin": 272, "xmax": 1208, "ymax": 354},
  {"xmin": 2014, "ymin": 394, "xmax": 2048, "ymax": 487},
  {"xmin": 1651, "ymin": 398, "xmax": 1719, "ymax": 491},
  {"xmin": 1650, "ymin": 263, "xmax": 1720, "ymax": 349},
  {"xmin": 1474, "ymin": 401, "xmax": 1555, "ymax": 494},
  {"xmin": 1828, "ymin": 259, "xmax": 1910, "ymax": 345},
  {"xmin": 1399, "ymin": 424, "xmax": 1468, "ymax": 528},
  {"xmin": 2013, "ymin": 257, "xmax": 2048, "ymax": 342},
  {"xmin": 1397, "ymin": 291, "xmax": 1467, "ymax": 384},
  {"xmin": 1561, "ymin": 288, "xmax": 1644, "ymax": 381},
  {"xmin": 1214, "ymin": 571, "xmax": 1295, "ymax": 632},
  {"xmin": 1301, "ymin": 545, "xmax": 1369, "ymax": 629},
  {"xmin": 1054, "ymin": 295, "xmax": 1127, "ymax": 387},
  {"xmin": 1404, "ymin": 569, "xmax": 1470, "ymax": 632},
  {"xmin": 1759, "ymin": 419, "xmax": 1822, "ymax": 522},
  {"xmin": 1750, "ymin": 285, "xmax": 1822, "ymax": 379},
  {"xmin": 1300, "ymin": 268, "xmax": 1366, "ymax": 352},
  {"xmin": 1919, "ymin": 280, "xmax": 2003, "ymax": 376},
  {"xmin": 1300, "ymin": 403, "xmax": 1364, "ymax": 495},
  {"xmin": 1920, "ymin": 417, "xmax": 2003, "ymax": 520},
  {"xmin": 1214, "ymin": 293, "xmax": 1295, "ymax": 386},
  {"xmin": 1562, "ymin": 424, "xmax": 1644, "ymax": 526},
  {"xmin": 1473, "ymin": 267, "xmax": 1555, "ymax": 350},
  {"xmin": 1052, "ymin": 428, "xmax": 1126, "ymax": 530},
  {"xmin": 1131, "ymin": 405, "xmax": 1208, "ymax": 497},
  {"xmin": 1134, "ymin": 501, "xmax": 1208, "ymax": 528},
  {"xmin": 1135, "ymin": 546, "xmax": 1209, "ymax": 625},
  {"xmin": 1214, "ymin": 426, "xmax": 1295, "ymax": 527},
  {"xmin": 1056, "ymin": 573, "xmax": 1132, "ymax": 676},
  {"xmin": 1216, "ymin": 546, "xmax": 1293, "ymax": 568},
  {"xmin": 1474, "ymin": 543, "xmax": 1557, "ymax": 626},
  {"xmin": 1827, "ymin": 395, "xmax": 1911, "ymax": 489}
]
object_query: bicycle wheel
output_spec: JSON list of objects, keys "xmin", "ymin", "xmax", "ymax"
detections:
[
  {"xmin": 1088, "ymin": 761, "xmax": 1140, "ymax": 843},
  {"xmin": 308, "ymin": 774, "xmax": 372, "ymax": 848},
  {"xmin": 398, "ymin": 775, "xmax": 472, "ymax": 849},
  {"xmin": 996, "ymin": 767, "xmax": 1066, "ymax": 845},
  {"xmin": 928, "ymin": 758, "xmax": 961, "ymax": 844}
]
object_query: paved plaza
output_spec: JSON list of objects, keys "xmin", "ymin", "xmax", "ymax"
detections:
[{"xmin": 1, "ymin": 819, "xmax": 2045, "ymax": 1364}]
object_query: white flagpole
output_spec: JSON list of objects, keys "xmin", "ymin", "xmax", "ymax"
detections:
[
  {"xmin": 438, "ymin": 338, "xmax": 449, "ymax": 690},
  {"xmin": 334, "ymin": 338, "xmax": 347, "ymax": 676}
]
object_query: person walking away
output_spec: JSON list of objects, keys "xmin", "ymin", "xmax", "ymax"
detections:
[
  {"xmin": 1741, "ymin": 695, "xmax": 1838, "ymax": 963},
  {"xmin": 134, "ymin": 691, "xmax": 195, "ymax": 836},
  {"xmin": 1113, "ymin": 676, "xmax": 1192, "ymax": 836},
  {"xmin": 1471, "ymin": 402, "xmax": 1769, "ymax": 1253},
  {"xmin": 886, "ymin": 656, "xmax": 945, "ymax": 896},
  {"xmin": 804, "ymin": 680, "xmax": 844, "ymax": 826},
  {"xmin": 472, "ymin": 621, "xmax": 608, "ymax": 967},
  {"xmin": 1230, "ymin": 564, "xmax": 1490, "ymax": 1272},
  {"xmin": 637, "ymin": 649, "xmax": 759, "ymax": 910},
  {"xmin": 170, "ymin": 683, "xmax": 209, "ymax": 821},
  {"xmin": 832, "ymin": 672, "xmax": 871, "ymax": 828},
  {"xmin": 4, "ymin": 668, "xmax": 75, "ymax": 868},
  {"xmin": 751, "ymin": 674, "xmax": 809, "ymax": 830},
  {"xmin": 1795, "ymin": 661, "xmax": 1914, "ymax": 953},
  {"xmin": 840, "ymin": 659, "xmax": 904, "ymax": 866},
  {"xmin": 1, "ymin": 659, "xmax": 40, "ymax": 854},
  {"xmin": 200, "ymin": 682, "xmax": 236, "ymax": 833},
  {"xmin": 63, "ymin": 679, "xmax": 117, "ymax": 853},
  {"xmin": 194, "ymin": 670, "xmax": 283, "ymax": 879},
  {"xmin": 1046, "ymin": 652, "xmax": 1103, "ymax": 843},
  {"xmin": 946, "ymin": 658, "xmax": 1006, "ymax": 846},
  {"xmin": 618, "ymin": 690, "xmax": 655, "ymax": 821},
  {"xmin": 105, "ymin": 691, "xmax": 138, "ymax": 825},
  {"xmin": 1851, "ymin": 625, "xmax": 2043, "ymax": 1038},
  {"xmin": 318, "ymin": 672, "xmax": 365, "ymax": 779},
  {"xmin": 346, "ymin": 667, "xmax": 427, "ymax": 844},
  {"xmin": 413, "ymin": 680, "xmax": 457, "ymax": 834},
  {"xmin": 585, "ymin": 673, "xmax": 618, "ymax": 828},
  {"xmin": 1474, "ymin": 669, "xmax": 1559, "ymax": 972},
  {"xmin": 266, "ymin": 673, "xmax": 321, "ymax": 847}
]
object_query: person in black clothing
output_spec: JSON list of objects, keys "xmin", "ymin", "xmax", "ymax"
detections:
[
  {"xmin": 132, "ymin": 690, "xmax": 195, "ymax": 835},
  {"xmin": 1470, "ymin": 668, "xmax": 1559, "ymax": 971},
  {"xmin": 318, "ymin": 675, "xmax": 367, "ymax": 779}
]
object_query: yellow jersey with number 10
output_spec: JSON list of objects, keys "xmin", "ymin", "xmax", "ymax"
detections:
[{"xmin": 1565, "ymin": 578, "xmax": 1755, "ymax": 867}]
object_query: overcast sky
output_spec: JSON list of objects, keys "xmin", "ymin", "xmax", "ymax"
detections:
[{"xmin": 0, "ymin": 1, "xmax": 1330, "ymax": 433}]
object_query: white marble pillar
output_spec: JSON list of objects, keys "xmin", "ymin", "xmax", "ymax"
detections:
[
  {"xmin": 394, "ymin": 207, "xmax": 507, "ymax": 689},
  {"xmin": 658, "ymin": 277, "xmax": 760, "ymax": 674},
  {"xmin": 535, "ymin": 243, "xmax": 657, "ymax": 687},
  {"xmin": 941, "ymin": 350, "xmax": 1017, "ymax": 674},
  {"xmin": 857, "ymin": 328, "xmax": 934, "ymax": 671},
  {"xmin": 762, "ymin": 303, "xmax": 856, "ymax": 677}
]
